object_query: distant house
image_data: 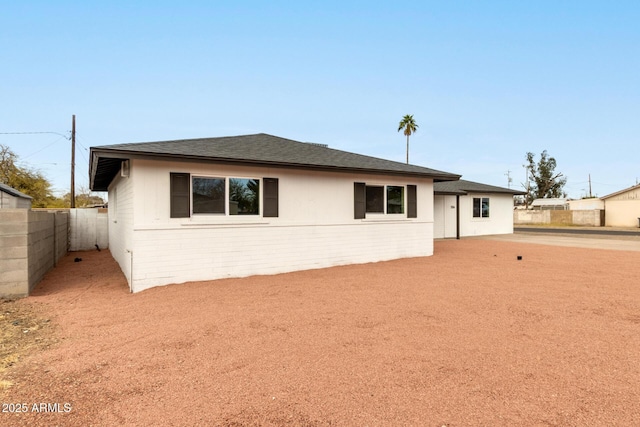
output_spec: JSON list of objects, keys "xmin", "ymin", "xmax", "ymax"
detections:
[
  {"xmin": 89, "ymin": 133, "xmax": 460, "ymax": 292},
  {"xmin": 0, "ymin": 183, "xmax": 32, "ymax": 209},
  {"xmin": 531, "ymin": 198, "xmax": 568, "ymax": 210},
  {"xmin": 601, "ymin": 184, "xmax": 640, "ymax": 227},
  {"xmin": 434, "ymin": 179, "xmax": 524, "ymax": 239}
]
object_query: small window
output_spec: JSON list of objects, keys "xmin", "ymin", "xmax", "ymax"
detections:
[
  {"xmin": 473, "ymin": 197, "xmax": 490, "ymax": 218},
  {"xmin": 229, "ymin": 178, "xmax": 260, "ymax": 215},
  {"xmin": 193, "ymin": 177, "xmax": 225, "ymax": 214},
  {"xmin": 366, "ymin": 186, "xmax": 384, "ymax": 213},
  {"xmin": 386, "ymin": 186, "xmax": 404, "ymax": 214}
]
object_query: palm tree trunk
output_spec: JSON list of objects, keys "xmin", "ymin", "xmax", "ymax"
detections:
[{"xmin": 406, "ymin": 134, "xmax": 409, "ymax": 164}]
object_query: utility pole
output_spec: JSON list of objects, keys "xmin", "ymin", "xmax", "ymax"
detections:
[
  {"xmin": 523, "ymin": 165, "xmax": 531, "ymax": 209},
  {"xmin": 588, "ymin": 173, "xmax": 592, "ymax": 198},
  {"xmin": 505, "ymin": 170, "xmax": 512, "ymax": 188},
  {"xmin": 71, "ymin": 115, "xmax": 76, "ymax": 208}
]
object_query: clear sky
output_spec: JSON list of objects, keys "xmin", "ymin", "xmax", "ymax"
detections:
[{"xmin": 1, "ymin": 1, "xmax": 638, "ymax": 198}]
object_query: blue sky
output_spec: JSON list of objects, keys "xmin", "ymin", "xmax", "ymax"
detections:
[{"xmin": 1, "ymin": 1, "xmax": 638, "ymax": 198}]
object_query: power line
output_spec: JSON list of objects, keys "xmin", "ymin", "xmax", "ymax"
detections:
[{"xmin": 0, "ymin": 131, "xmax": 70, "ymax": 139}]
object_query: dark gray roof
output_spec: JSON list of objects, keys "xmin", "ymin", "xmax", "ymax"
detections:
[
  {"xmin": 90, "ymin": 133, "xmax": 460, "ymax": 191},
  {"xmin": 434, "ymin": 179, "xmax": 526, "ymax": 195},
  {"xmin": 0, "ymin": 182, "xmax": 33, "ymax": 199}
]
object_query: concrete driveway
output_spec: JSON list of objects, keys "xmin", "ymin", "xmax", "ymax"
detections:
[{"xmin": 472, "ymin": 228, "xmax": 640, "ymax": 251}]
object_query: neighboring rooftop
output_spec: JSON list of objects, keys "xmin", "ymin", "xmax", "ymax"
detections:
[
  {"xmin": 90, "ymin": 133, "xmax": 460, "ymax": 191},
  {"xmin": 0, "ymin": 182, "xmax": 33, "ymax": 199},
  {"xmin": 434, "ymin": 179, "xmax": 526, "ymax": 195},
  {"xmin": 601, "ymin": 183, "xmax": 640, "ymax": 200}
]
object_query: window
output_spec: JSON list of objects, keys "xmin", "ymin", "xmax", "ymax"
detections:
[
  {"xmin": 170, "ymin": 173, "xmax": 278, "ymax": 218},
  {"xmin": 386, "ymin": 186, "xmax": 404, "ymax": 214},
  {"xmin": 473, "ymin": 197, "xmax": 490, "ymax": 218},
  {"xmin": 366, "ymin": 186, "xmax": 384, "ymax": 213},
  {"xmin": 354, "ymin": 183, "xmax": 416, "ymax": 218},
  {"xmin": 193, "ymin": 177, "xmax": 225, "ymax": 214},
  {"xmin": 229, "ymin": 178, "xmax": 259, "ymax": 215}
]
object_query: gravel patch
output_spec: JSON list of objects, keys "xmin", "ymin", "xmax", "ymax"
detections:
[{"xmin": 2, "ymin": 238, "xmax": 639, "ymax": 426}]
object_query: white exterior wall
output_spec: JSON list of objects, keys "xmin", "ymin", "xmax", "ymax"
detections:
[
  {"xmin": 459, "ymin": 193, "xmax": 515, "ymax": 237},
  {"xmin": 568, "ymin": 198, "xmax": 605, "ymax": 211},
  {"xmin": 115, "ymin": 159, "xmax": 434, "ymax": 292},
  {"xmin": 604, "ymin": 200, "xmax": 640, "ymax": 227},
  {"xmin": 604, "ymin": 187, "xmax": 640, "ymax": 227},
  {"xmin": 108, "ymin": 171, "xmax": 134, "ymax": 290}
]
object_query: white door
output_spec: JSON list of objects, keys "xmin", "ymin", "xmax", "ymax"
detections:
[
  {"xmin": 434, "ymin": 195, "xmax": 458, "ymax": 238},
  {"xmin": 443, "ymin": 195, "xmax": 457, "ymax": 238}
]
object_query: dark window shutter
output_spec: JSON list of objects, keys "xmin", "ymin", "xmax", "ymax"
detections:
[
  {"xmin": 263, "ymin": 178, "xmax": 279, "ymax": 217},
  {"xmin": 354, "ymin": 182, "xmax": 366, "ymax": 219},
  {"xmin": 170, "ymin": 173, "xmax": 191, "ymax": 218},
  {"xmin": 407, "ymin": 185, "xmax": 417, "ymax": 218}
]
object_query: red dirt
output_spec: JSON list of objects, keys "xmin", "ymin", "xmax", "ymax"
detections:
[{"xmin": 2, "ymin": 239, "xmax": 640, "ymax": 426}]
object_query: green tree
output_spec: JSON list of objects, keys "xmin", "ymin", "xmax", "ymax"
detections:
[
  {"xmin": 525, "ymin": 150, "xmax": 567, "ymax": 205},
  {"xmin": 60, "ymin": 186, "xmax": 105, "ymax": 207},
  {"xmin": 397, "ymin": 114, "xmax": 418, "ymax": 164},
  {"xmin": 0, "ymin": 144, "xmax": 55, "ymax": 207}
]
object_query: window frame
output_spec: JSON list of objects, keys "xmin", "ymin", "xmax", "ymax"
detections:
[
  {"xmin": 365, "ymin": 185, "xmax": 385, "ymax": 214},
  {"xmin": 357, "ymin": 183, "xmax": 414, "ymax": 218},
  {"xmin": 191, "ymin": 175, "xmax": 261, "ymax": 217},
  {"xmin": 192, "ymin": 176, "xmax": 226, "ymax": 215},
  {"xmin": 472, "ymin": 196, "xmax": 490, "ymax": 219},
  {"xmin": 170, "ymin": 173, "xmax": 279, "ymax": 220},
  {"xmin": 386, "ymin": 185, "xmax": 405, "ymax": 214}
]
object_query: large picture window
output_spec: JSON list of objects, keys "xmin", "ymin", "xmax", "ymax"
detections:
[
  {"xmin": 359, "ymin": 184, "xmax": 409, "ymax": 216},
  {"xmin": 170, "ymin": 173, "xmax": 278, "ymax": 219},
  {"xmin": 192, "ymin": 176, "xmax": 259, "ymax": 216},
  {"xmin": 473, "ymin": 197, "xmax": 490, "ymax": 218}
]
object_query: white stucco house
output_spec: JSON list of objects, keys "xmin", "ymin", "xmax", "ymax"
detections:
[
  {"xmin": 601, "ymin": 184, "xmax": 640, "ymax": 227},
  {"xmin": 0, "ymin": 183, "xmax": 32, "ymax": 209},
  {"xmin": 89, "ymin": 133, "xmax": 460, "ymax": 292},
  {"xmin": 433, "ymin": 179, "xmax": 524, "ymax": 239}
]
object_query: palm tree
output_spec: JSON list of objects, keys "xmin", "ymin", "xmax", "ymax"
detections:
[{"xmin": 397, "ymin": 114, "xmax": 418, "ymax": 164}]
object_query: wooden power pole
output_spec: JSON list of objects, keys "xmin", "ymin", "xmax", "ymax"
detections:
[{"xmin": 71, "ymin": 115, "xmax": 76, "ymax": 208}]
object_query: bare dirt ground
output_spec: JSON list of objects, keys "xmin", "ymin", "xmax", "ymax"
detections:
[{"xmin": 1, "ymin": 238, "xmax": 640, "ymax": 426}]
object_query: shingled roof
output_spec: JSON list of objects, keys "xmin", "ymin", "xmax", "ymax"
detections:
[
  {"xmin": 90, "ymin": 133, "xmax": 460, "ymax": 191},
  {"xmin": 434, "ymin": 179, "xmax": 526, "ymax": 195},
  {"xmin": 0, "ymin": 183, "xmax": 33, "ymax": 199}
]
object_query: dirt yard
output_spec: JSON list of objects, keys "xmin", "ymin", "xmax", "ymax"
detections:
[{"xmin": 1, "ymin": 238, "xmax": 639, "ymax": 426}]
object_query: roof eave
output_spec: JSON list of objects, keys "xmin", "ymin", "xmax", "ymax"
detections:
[{"xmin": 89, "ymin": 148, "xmax": 461, "ymax": 191}]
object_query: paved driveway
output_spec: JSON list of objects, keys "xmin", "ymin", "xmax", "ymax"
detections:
[{"xmin": 470, "ymin": 230, "xmax": 640, "ymax": 251}]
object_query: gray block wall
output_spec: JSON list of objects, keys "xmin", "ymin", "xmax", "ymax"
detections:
[{"xmin": 0, "ymin": 209, "xmax": 69, "ymax": 298}]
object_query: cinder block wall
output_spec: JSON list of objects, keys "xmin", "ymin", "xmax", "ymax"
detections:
[
  {"xmin": 514, "ymin": 209, "xmax": 604, "ymax": 226},
  {"xmin": 0, "ymin": 209, "xmax": 69, "ymax": 298},
  {"xmin": 550, "ymin": 210, "xmax": 572, "ymax": 225},
  {"xmin": 0, "ymin": 209, "xmax": 29, "ymax": 297},
  {"xmin": 572, "ymin": 210, "xmax": 604, "ymax": 226}
]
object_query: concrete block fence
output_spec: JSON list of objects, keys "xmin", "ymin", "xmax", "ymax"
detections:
[{"xmin": 0, "ymin": 208, "xmax": 108, "ymax": 298}]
